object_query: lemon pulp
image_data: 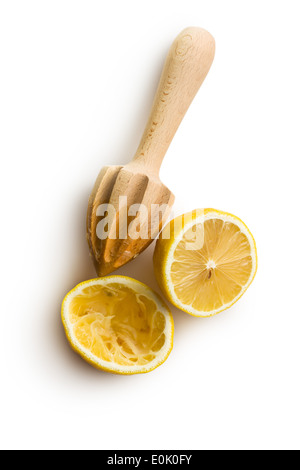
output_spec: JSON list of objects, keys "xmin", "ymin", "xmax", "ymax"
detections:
[
  {"xmin": 68, "ymin": 282, "xmax": 167, "ymax": 367},
  {"xmin": 170, "ymin": 218, "xmax": 254, "ymax": 313}
]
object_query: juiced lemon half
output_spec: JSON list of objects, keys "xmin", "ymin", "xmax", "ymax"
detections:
[
  {"xmin": 153, "ymin": 209, "xmax": 257, "ymax": 317},
  {"xmin": 62, "ymin": 276, "xmax": 174, "ymax": 374}
]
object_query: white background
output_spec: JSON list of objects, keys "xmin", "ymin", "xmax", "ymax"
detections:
[{"xmin": 1, "ymin": 0, "xmax": 299, "ymax": 451}]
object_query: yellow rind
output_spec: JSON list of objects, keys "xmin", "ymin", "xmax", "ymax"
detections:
[
  {"xmin": 153, "ymin": 209, "xmax": 258, "ymax": 318},
  {"xmin": 61, "ymin": 275, "xmax": 174, "ymax": 375}
]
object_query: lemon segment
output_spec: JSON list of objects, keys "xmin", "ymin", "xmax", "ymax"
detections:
[
  {"xmin": 62, "ymin": 276, "xmax": 174, "ymax": 374},
  {"xmin": 154, "ymin": 209, "xmax": 257, "ymax": 317}
]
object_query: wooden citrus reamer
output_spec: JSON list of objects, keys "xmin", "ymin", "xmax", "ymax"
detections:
[{"xmin": 87, "ymin": 27, "xmax": 215, "ymax": 276}]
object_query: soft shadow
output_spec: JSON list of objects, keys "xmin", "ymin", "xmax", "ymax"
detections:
[
  {"xmin": 48, "ymin": 191, "xmax": 202, "ymax": 381},
  {"xmin": 92, "ymin": 54, "xmax": 165, "ymax": 169},
  {"xmin": 47, "ymin": 50, "xmax": 185, "ymax": 380},
  {"xmin": 47, "ymin": 187, "xmax": 127, "ymax": 382}
]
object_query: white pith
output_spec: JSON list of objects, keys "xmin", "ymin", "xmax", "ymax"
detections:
[{"xmin": 206, "ymin": 260, "xmax": 217, "ymax": 270}]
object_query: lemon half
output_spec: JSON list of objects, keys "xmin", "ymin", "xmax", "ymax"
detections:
[
  {"xmin": 62, "ymin": 276, "xmax": 174, "ymax": 375},
  {"xmin": 154, "ymin": 209, "xmax": 257, "ymax": 317}
]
